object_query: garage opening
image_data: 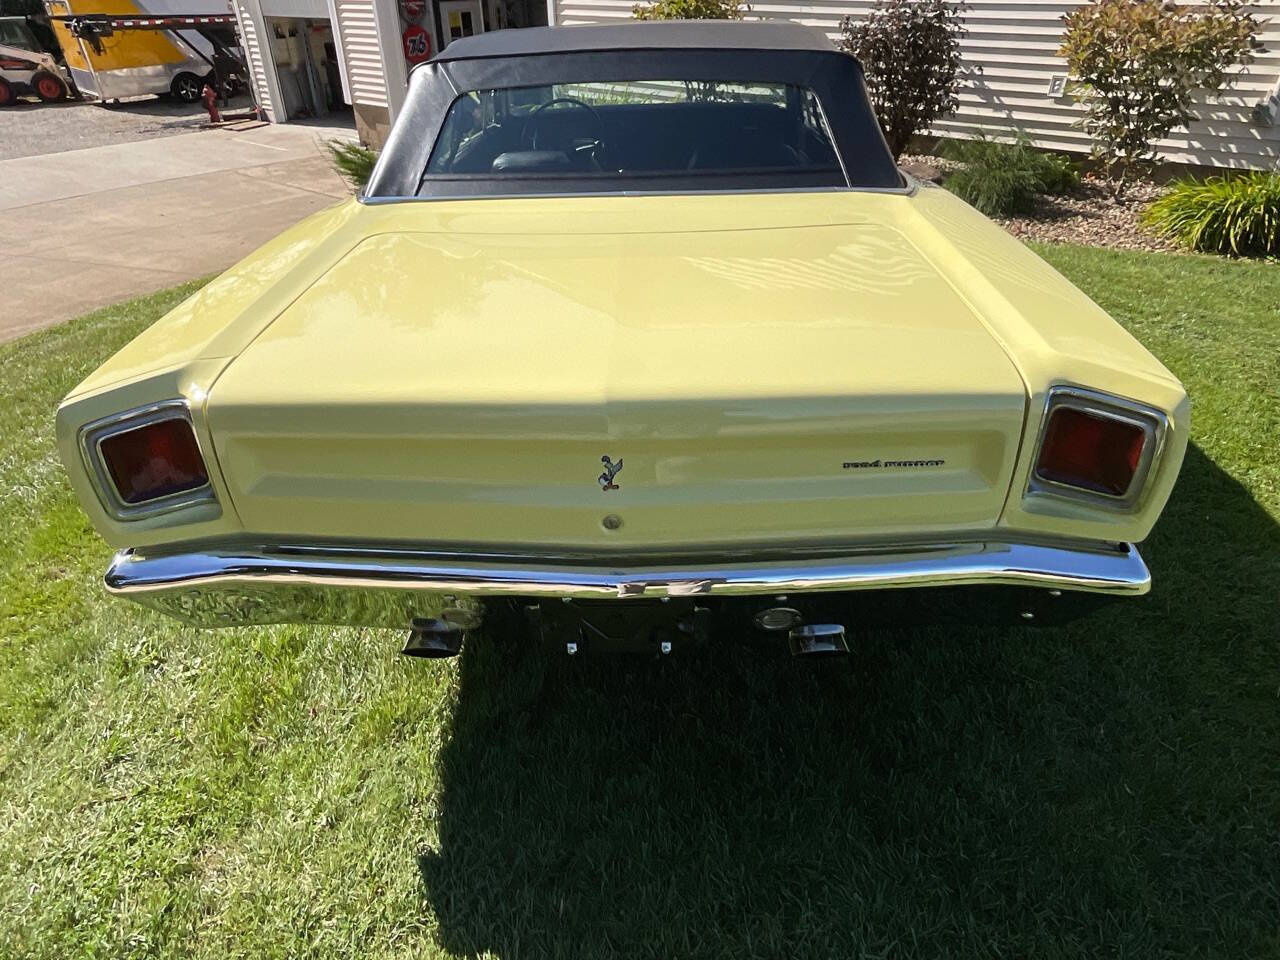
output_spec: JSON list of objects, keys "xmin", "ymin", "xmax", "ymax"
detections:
[{"xmin": 266, "ymin": 16, "xmax": 348, "ymax": 120}]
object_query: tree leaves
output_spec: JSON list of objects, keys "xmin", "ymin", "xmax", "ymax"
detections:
[
  {"xmin": 632, "ymin": 0, "xmax": 744, "ymax": 20},
  {"xmin": 1059, "ymin": 0, "xmax": 1262, "ymax": 196},
  {"xmin": 839, "ymin": 0, "xmax": 966, "ymax": 160}
]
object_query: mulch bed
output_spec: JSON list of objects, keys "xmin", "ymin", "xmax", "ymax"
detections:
[{"xmin": 901, "ymin": 154, "xmax": 1180, "ymax": 254}]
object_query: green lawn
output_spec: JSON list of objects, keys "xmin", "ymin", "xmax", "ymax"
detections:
[{"xmin": 1, "ymin": 246, "xmax": 1278, "ymax": 959}]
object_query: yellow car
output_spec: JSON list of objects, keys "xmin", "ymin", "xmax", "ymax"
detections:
[{"xmin": 56, "ymin": 21, "xmax": 1188, "ymax": 659}]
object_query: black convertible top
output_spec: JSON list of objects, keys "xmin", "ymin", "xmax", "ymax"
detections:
[
  {"xmin": 366, "ymin": 22, "xmax": 903, "ymax": 198},
  {"xmin": 433, "ymin": 20, "xmax": 838, "ymax": 62}
]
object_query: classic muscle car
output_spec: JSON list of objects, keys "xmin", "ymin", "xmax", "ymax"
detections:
[{"xmin": 56, "ymin": 21, "xmax": 1189, "ymax": 658}]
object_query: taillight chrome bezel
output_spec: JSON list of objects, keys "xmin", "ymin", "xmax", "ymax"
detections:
[
  {"xmin": 1026, "ymin": 385, "xmax": 1168, "ymax": 512},
  {"xmin": 79, "ymin": 400, "xmax": 219, "ymax": 521}
]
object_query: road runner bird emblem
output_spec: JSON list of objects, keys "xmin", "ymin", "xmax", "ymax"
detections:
[{"xmin": 598, "ymin": 456, "xmax": 623, "ymax": 491}]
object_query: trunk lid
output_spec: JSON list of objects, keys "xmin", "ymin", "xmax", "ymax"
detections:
[{"xmin": 206, "ymin": 203, "xmax": 1028, "ymax": 552}]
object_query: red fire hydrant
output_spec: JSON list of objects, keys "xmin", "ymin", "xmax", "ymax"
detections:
[{"xmin": 201, "ymin": 82, "xmax": 220, "ymax": 124}]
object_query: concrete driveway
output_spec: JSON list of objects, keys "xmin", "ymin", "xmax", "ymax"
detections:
[{"xmin": 1, "ymin": 121, "xmax": 355, "ymax": 343}]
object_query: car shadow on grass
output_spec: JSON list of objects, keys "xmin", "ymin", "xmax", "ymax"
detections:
[{"xmin": 415, "ymin": 443, "xmax": 1280, "ymax": 958}]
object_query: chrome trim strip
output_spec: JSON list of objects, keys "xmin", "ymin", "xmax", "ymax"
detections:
[
  {"xmin": 77, "ymin": 400, "xmax": 220, "ymax": 522},
  {"xmin": 811, "ymin": 90, "xmax": 852, "ymax": 188},
  {"xmin": 357, "ymin": 183, "xmax": 916, "ymax": 205},
  {"xmin": 1025, "ymin": 385, "xmax": 1170, "ymax": 513},
  {"xmin": 105, "ymin": 539, "xmax": 1150, "ymax": 628}
]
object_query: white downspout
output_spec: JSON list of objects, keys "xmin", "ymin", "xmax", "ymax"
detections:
[{"xmin": 370, "ymin": 0, "xmax": 409, "ymax": 121}]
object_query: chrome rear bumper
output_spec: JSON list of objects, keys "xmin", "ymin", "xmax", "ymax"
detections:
[{"xmin": 104, "ymin": 539, "xmax": 1150, "ymax": 628}]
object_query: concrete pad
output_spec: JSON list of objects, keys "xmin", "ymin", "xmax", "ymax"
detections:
[
  {"xmin": 1, "ymin": 126, "xmax": 355, "ymax": 343},
  {"xmin": 2, "ymin": 255, "xmax": 188, "ymax": 342},
  {"xmin": 12, "ymin": 157, "xmax": 347, "ymax": 260},
  {"xmin": 0, "ymin": 122, "xmax": 355, "ymax": 211},
  {"xmin": 238, "ymin": 156, "xmax": 354, "ymax": 200}
]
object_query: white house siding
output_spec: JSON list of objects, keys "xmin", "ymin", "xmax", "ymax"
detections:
[
  {"xmin": 231, "ymin": 0, "xmax": 281, "ymax": 120},
  {"xmin": 550, "ymin": 0, "xmax": 1280, "ymax": 170}
]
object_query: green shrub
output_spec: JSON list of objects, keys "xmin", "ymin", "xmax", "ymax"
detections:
[
  {"xmin": 839, "ymin": 0, "xmax": 965, "ymax": 160},
  {"xmin": 1032, "ymin": 151, "xmax": 1081, "ymax": 196},
  {"xmin": 1059, "ymin": 0, "xmax": 1261, "ymax": 196},
  {"xmin": 326, "ymin": 139, "xmax": 378, "ymax": 191},
  {"xmin": 939, "ymin": 135, "xmax": 1079, "ymax": 216},
  {"xmin": 632, "ymin": 0, "xmax": 743, "ymax": 19},
  {"xmin": 1141, "ymin": 172, "xmax": 1280, "ymax": 258}
]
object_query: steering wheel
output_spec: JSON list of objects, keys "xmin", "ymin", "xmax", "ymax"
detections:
[{"xmin": 523, "ymin": 96, "xmax": 608, "ymax": 168}]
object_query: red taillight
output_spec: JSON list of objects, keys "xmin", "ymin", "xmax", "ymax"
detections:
[
  {"xmin": 99, "ymin": 418, "xmax": 209, "ymax": 504},
  {"xmin": 1035, "ymin": 406, "xmax": 1146, "ymax": 497}
]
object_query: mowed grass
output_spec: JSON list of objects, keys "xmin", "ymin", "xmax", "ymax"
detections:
[{"xmin": 0, "ymin": 246, "xmax": 1277, "ymax": 959}]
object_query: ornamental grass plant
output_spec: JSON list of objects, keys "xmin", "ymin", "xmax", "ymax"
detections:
[{"xmin": 1142, "ymin": 171, "xmax": 1280, "ymax": 258}]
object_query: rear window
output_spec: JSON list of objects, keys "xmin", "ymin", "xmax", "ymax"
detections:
[{"xmin": 424, "ymin": 79, "xmax": 842, "ymax": 183}]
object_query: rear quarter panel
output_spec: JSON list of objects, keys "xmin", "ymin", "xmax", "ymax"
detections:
[
  {"xmin": 56, "ymin": 200, "xmax": 364, "ymax": 549},
  {"xmin": 902, "ymin": 184, "xmax": 1189, "ymax": 545}
]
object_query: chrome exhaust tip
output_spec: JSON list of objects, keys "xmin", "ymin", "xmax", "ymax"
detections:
[
  {"xmin": 402, "ymin": 617, "xmax": 464, "ymax": 659},
  {"xmin": 787, "ymin": 623, "xmax": 849, "ymax": 659}
]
